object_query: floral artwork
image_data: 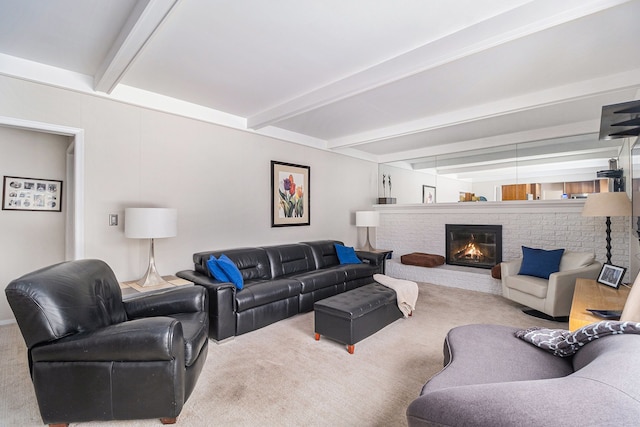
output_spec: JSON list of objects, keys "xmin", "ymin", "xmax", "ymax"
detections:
[
  {"xmin": 271, "ymin": 161, "xmax": 310, "ymax": 226},
  {"xmin": 279, "ymin": 172, "xmax": 304, "ymax": 218}
]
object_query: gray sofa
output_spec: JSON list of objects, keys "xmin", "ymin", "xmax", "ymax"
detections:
[
  {"xmin": 407, "ymin": 277, "xmax": 640, "ymax": 426},
  {"xmin": 177, "ymin": 240, "xmax": 386, "ymax": 341},
  {"xmin": 406, "ymin": 324, "xmax": 640, "ymax": 426}
]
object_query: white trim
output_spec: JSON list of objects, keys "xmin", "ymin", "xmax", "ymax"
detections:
[
  {"xmin": 65, "ymin": 143, "xmax": 75, "ymax": 260},
  {"xmin": 373, "ymin": 199, "xmax": 586, "ymax": 215},
  {"xmin": 0, "ymin": 116, "xmax": 84, "ymax": 260},
  {"xmin": 73, "ymin": 131, "xmax": 85, "ymax": 260}
]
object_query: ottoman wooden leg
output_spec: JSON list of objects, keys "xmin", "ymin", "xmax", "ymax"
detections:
[
  {"xmin": 315, "ymin": 333, "xmax": 320, "ymax": 341},
  {"xmin": 347, "ymin": 345, "xmax": 355, "ymax": 354}
]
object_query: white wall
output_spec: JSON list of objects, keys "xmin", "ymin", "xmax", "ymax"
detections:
[
  {"xmin": 378, "ymin": 164, "xmax": 471, "ymax": 204},
  {"xmin": 0, "ymin": 126, "xmax": 69, "ymax": 321},
  {"xmin": 0, "ymin": 75, "xmax": 378, "ymax": 322},
  {"xmin": 435, "ymin": 174, "xmax": 472, "ymax": 203}
]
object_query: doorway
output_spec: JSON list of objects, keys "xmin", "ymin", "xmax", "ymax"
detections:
[{"xmin": 0, "ymin": 116, "xmax": 84, "ymax": 260}]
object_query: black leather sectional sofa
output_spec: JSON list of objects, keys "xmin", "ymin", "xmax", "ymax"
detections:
[{"xmin": 177, "ymin": 240, "xmax": 386, "ymax": 341}]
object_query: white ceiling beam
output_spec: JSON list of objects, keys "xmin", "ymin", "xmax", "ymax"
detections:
[
  {"xmin": 328, "ymin": 68, "xmax": 640, "ymax": 150},
  {"xmin": 376, "ymin": 120, "xmax": 602, "ymax": 164},
  {"xmin": 430, "ymin": 145, "xmax": 618, "ymax": 174},
  {"xmin": 247, "ymin": 0, "xmax": 632, "ymax": 131},
  {"xmin": 93, "ymin": 0, "xmax": 179, "ymax": 94}
]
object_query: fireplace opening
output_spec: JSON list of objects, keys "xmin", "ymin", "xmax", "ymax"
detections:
[{"xmin": 445, "ymin": 224, "xmax": 502, "ymax": 269}]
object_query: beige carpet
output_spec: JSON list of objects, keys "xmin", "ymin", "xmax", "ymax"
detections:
[{"xmin": 0, "ymin": 283, "xmax": 566, "ymax": 426}]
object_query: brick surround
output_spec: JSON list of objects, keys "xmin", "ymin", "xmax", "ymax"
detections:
[{"xmin": 374, "ymin": 200, "xmax": 631, "ymax": 293}]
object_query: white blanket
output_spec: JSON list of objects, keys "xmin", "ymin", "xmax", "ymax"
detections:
[{"xmin": 373, "ymin": 274, "xmax": 418, "ymax": 318}]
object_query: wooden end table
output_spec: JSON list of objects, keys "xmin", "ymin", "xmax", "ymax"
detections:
[{"xmin": 569, "ymin": 278, "xmax": 630, "ymax": 331}]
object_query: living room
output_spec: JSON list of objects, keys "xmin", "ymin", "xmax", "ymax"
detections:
[{"xmin": 2, "ymin": 1, "xmax": 640, "ymax": 425}]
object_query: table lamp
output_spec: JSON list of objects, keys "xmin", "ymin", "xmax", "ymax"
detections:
[
  {"xmin": 125, "ymin": 207, "xmax": 177, "ymax": 287},
  {"xmin": 356, "ymin": 211, "xmax": 380, "ymax": 251},
  {"xmin": 581, "ymin": 192, "xmax": 631, "ymax": 264}
]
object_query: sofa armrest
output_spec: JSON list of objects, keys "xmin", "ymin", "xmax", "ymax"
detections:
[
  {"xmin": 545, "ymin": 261, "xmax": 602, "ymax": 315},
  {"xmin": 176, "ymin": 270, "xmax": 234, "ymax": 289},
  {"xmin": 124, "ymin": 286, "xmax": 207, "ymax": 318},
  {"xmin": 549, "ymin": 262, "xmax": 602, "ymax": 284},
  {"xmin": 500, "ymin": 258, "xmax": 522, "ymax": 279},
  {"xmin": 176, "ymin": 270, "xmax": 237, "ymax": 341},
  {"xmin": 31, "ymin": 317, "xmax": 182, "ymax": 363},
  {"xmin": 355, "ymin": 250, "xmax": 387, "ymax": 266}
]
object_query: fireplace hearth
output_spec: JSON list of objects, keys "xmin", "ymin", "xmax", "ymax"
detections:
[{"xmin": 445, "ymin": 224, "xmax": 502, "ymax": 269}]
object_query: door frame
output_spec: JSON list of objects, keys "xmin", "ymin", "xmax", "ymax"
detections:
[{"xmin": 0, "ymin": 116, "xmax": 84, "ymax": 260}]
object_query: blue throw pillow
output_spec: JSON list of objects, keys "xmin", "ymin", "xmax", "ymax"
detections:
[
  {"xmin": 206, "ymin": 255, "xmax": 230, "ymax": 282},
  {"xmin": 518, "ymin": 246, "xmax": 564, "ymax": 279},
  {"xmin": 334, "ymin": 243, "xmax": 362, "ymax": 265},
  {"xmin": 217, "ymin": 254, "xmax": 244, "ymax": 290}
]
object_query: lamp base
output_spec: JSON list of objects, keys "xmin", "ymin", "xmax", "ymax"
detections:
[
  {"xmin": 361, "ymin": 241, "xmax": 376, "ymax": 252},
  {"xmin": 135, "ymin": 264, "xmax": 173, "ymax": 288},
  {"xmin": 135, "ymin": 238, "xmax": 173, "ymax": 287},
  {"xmin": 361, "ymin": 227, "xmax": 376, "ymax": 252}
]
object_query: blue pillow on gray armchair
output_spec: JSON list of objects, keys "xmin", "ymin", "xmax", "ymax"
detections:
[
  {"xmin": 518, "ymin": 246, "xmax": 564, "ymax": 279},
  {"xmin": 515, "ymin": 321, "xmax": 640, "ymax": 357}
]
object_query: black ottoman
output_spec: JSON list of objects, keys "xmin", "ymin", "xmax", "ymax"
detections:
[{"xmin": 314, "ymin": 283, "xmax": 403, "ymax": 354}]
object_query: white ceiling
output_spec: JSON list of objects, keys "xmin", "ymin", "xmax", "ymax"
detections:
[{"xmin": 1, "ymin": 0, "xmax": 639, "ymax": 173}]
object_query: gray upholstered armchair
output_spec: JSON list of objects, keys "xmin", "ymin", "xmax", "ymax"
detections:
[
  {"xmin": 5, "ymin": 259, "xmax": 209, "ymax": 426},
  {"xmin": 501, "ymin": 251, "xmax": 601, "ymax": 319}
]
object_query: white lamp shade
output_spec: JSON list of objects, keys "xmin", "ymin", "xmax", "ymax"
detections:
[
  {"xmin": 125, "ymin": 208, "xmax": 177, "ymax": 239},
  {"xmin": 581, "ymin": 192, "xmax": 631, "ymax": 217},
  {"xmin": 356, "ymin": 211, "xmax": 380, "ymax": 227}
]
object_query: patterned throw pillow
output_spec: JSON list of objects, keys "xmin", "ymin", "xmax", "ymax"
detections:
[{"xmin": 515, "ymin": 321, "xmax": 640, "ymax": 357}]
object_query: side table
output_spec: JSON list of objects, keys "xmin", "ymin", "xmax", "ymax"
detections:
[
  {"xmin": 569, "ymin": 278, "xmax": 630, "ymax": 331},
  {"xmin": 356, "ymin": 249, "xmax": 393, "ymax": 274},
  {"xmin": 120, "ymin": 275, "xmax": 192, "ymax": 297}
]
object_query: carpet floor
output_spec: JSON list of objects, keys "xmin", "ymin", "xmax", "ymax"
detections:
[{"xmin": 0, "ymin": 282, "xmax": 566, "ymax": 426}]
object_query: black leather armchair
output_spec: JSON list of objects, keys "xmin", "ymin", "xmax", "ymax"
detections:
[{"xmin": 5, "ymin": 259, "xmax": 209, "ymax": 426}]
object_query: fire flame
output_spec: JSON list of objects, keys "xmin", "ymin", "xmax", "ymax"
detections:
[
  {"xmin": 463, "ymin": 242, "xmax": 483, "ymax": 259},
  {"xmin": 456, "ymin": 241, "xmax": 484, "ymax": 260}
]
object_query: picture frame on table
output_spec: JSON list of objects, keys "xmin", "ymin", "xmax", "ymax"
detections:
[
  {"xmin": 597, "ymin": 263, "xmax": 626, "ymax": 289},
  {"xmin": 271, "ymin": 161, "xmax": 310, "ymax": 227},
  {"xmin": 423, "ymin": 185, "xmax": 436, "ymax": 204},
  {"xmin": 2, "ymin": 176, "xmax": 63, "ymax": 212}
]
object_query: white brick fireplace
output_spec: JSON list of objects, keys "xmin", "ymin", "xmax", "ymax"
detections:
[{"xmin": 374, "ymin": 200, "xmax": 631, "ymax": 294}]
